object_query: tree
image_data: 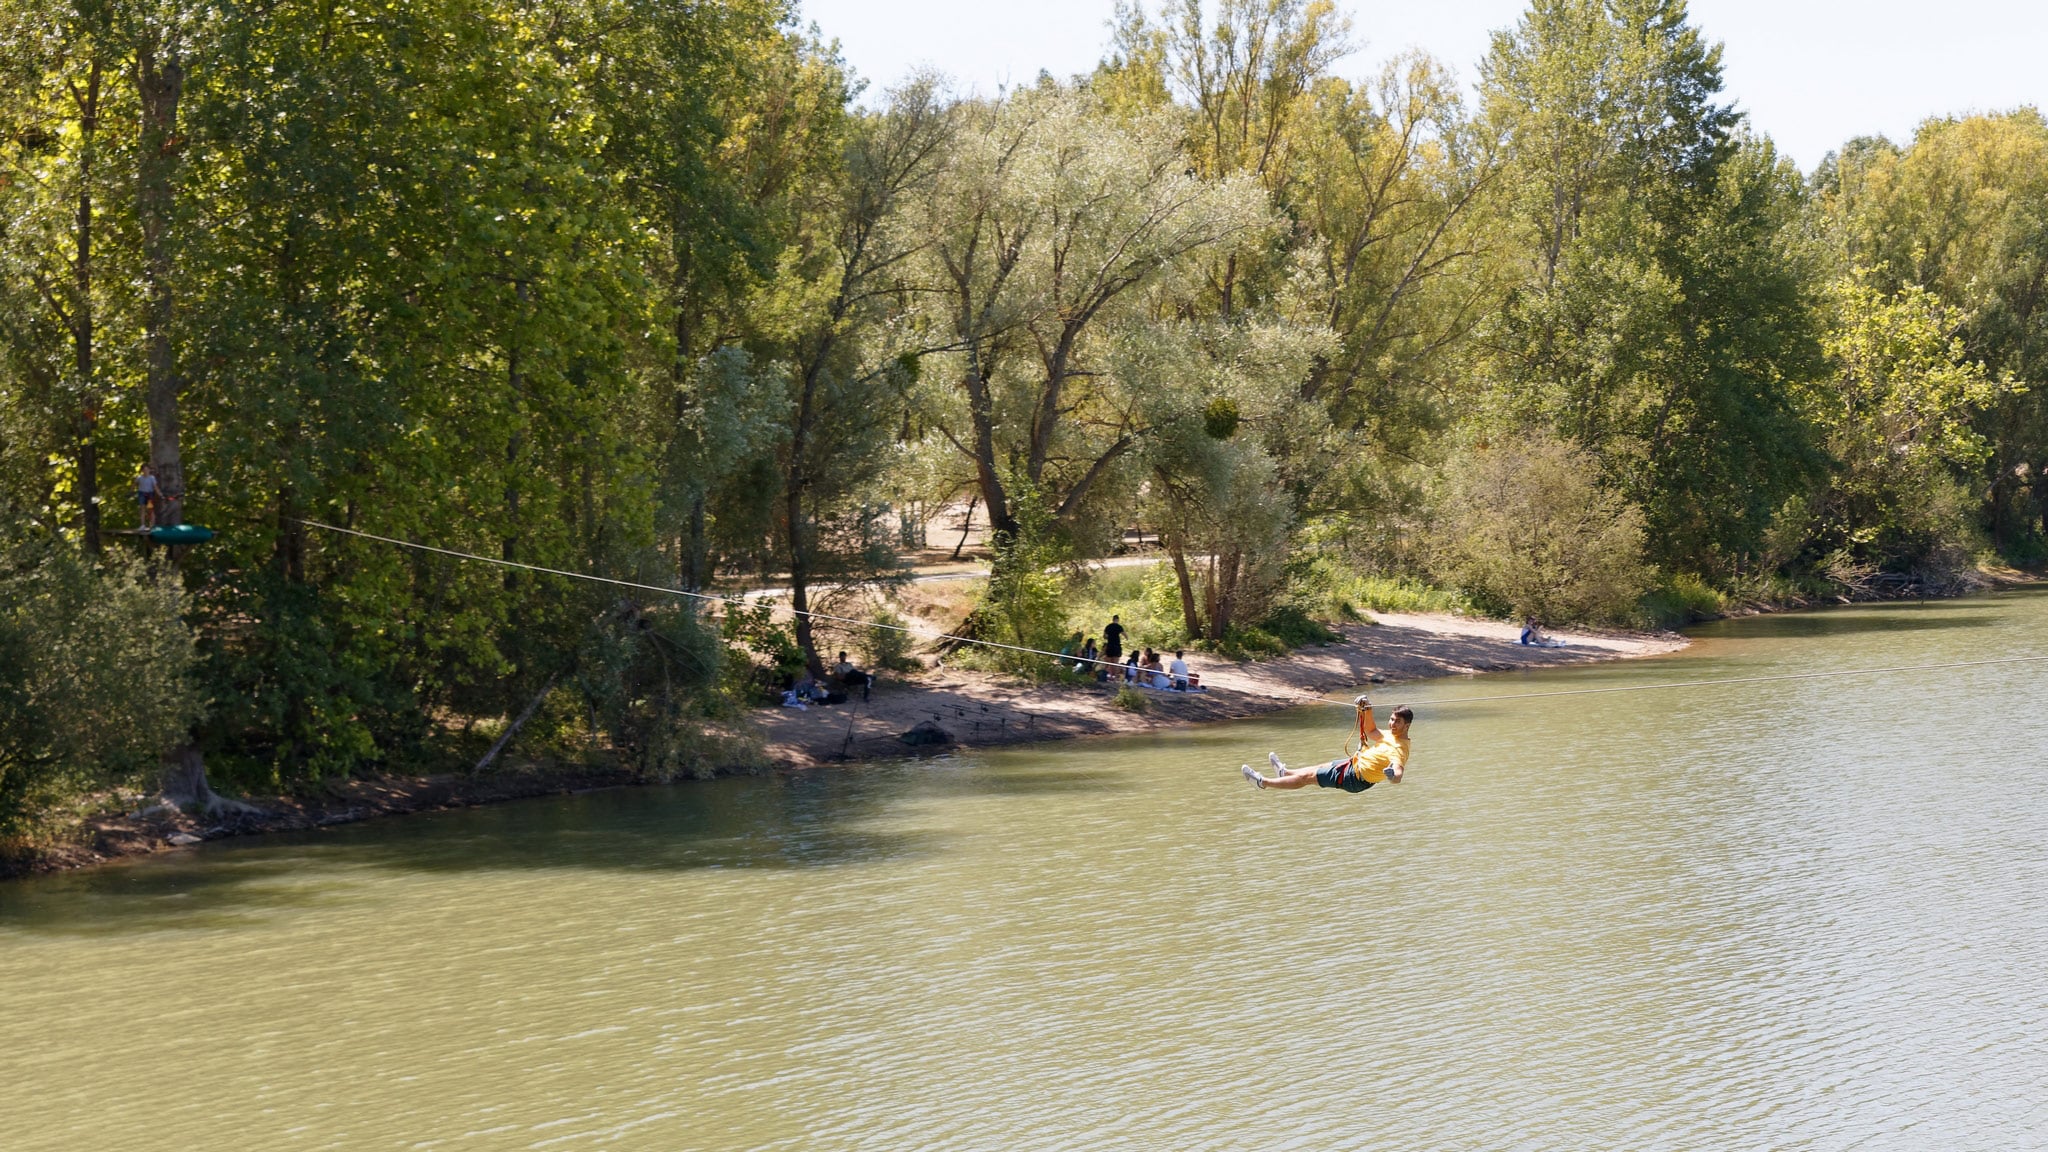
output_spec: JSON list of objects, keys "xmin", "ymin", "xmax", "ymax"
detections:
[
  {"xmin": 1810, "ymin": 274, "xmax": 2015, "ymax": 581},
  {"xmin": 1431, "ymin": 432, "xmax": 1652, "ymax": 622},
  {"xmin": 1137, "ymin": 316, "xmax": 1330, "ymax": 639},
  {"xmin": 750, "ymin": 80, "xmax": 947, "ymax": 675},
  {"xmin": 1474, "ymin": 0, "xmax": 1824, "ymax": 577},
  {"xmin": 0, "ymin": 532, "xmax": 201, "ymax": 840},
  {"xmin": 0, "ymin": 0, "xmax": 129, "ymax": 553},
  {"xmin": 909, "ymin": 84, "xmax": 1272, "ymax": 548},
  {"xmin": 1817, "ymin": 111, "xmax": 2048, "ymax": 554}
]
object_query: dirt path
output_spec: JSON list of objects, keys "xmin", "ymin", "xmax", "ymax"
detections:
[{"xmin": 754, "ymin": 613, "xmax": 1686, "ymax": 766}]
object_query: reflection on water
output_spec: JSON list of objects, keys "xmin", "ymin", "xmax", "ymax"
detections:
[{"xmin": 4, "ymin": 592, "xmax": 2048, "ymax": 1150}]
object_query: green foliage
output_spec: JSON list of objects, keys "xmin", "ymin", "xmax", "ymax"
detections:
[
  {"xmin": 1639, "ymin": 573, "xmax": 1728, "ymax": 629},
  {"xmin": 974, "ymin": 498, "xmax": 1073, "ymax": 676},
  {"xmin": 1809, "ymin": 274, "xmax": 2015, "ymax": 580},
  {"xmin": 1431, "ymin": 434, "xmax": 1654, "ymax": 624},
  {"xmin": 0, "ymin": 540, "xmax": 203, "ymax": 838},
  {"xmin": 718, "ymin": 600, "xmax": 806, "ymax": 701},
  {"xmin": 1058, "ymin": 563, "xmax": 1187, "ymax": 654},
  {"xmin": 1277, "ymin": 525, "xmax": 1475, "ymax": 619},
  {"xmin": 574, "ymin": 603, "xmax": 724, "ymax": 780},
  {"xmin": 861, "ymin": 610, "xmax": 923, "ymax": 673},
  {"xmin": 1110, "ymin": 686, "xmax": 1148, "ymax": 713},
  {"xmin": 1343, "ymin": 576, "xmax": 1472, "ymax": 616},
  {"xmin": 1256, "ymin": 604, "xmax": 1341, "ymax": 647},
  {"xmin": 1202, "ymin": 396, "xmax": 1241, "ymax": 440},
  {"xmin": 1815, "ymin": 111, "xmax": 2048, "ymax": 558}
]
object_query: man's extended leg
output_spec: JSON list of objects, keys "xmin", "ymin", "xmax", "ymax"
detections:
[{"xmin": 1250, "ymin": 755, "xmax": 1345, "ymax": 790}]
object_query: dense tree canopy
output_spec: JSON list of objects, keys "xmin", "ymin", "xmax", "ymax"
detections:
[{"xmin": 1, "ymin": 0, "xmax": 2041, "ymax": 830}]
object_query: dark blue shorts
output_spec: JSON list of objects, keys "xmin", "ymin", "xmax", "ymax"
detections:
[{"xmin": 1315, "ymin": 759, "xmax": 1373, "ymax": 793}]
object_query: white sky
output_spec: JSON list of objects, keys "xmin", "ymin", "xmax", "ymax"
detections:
[{"xmin": 795, "ymin": 0, "xmax": 2048, "ymax": 171}]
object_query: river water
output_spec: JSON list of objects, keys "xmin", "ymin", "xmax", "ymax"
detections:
[{"xmin": 4, "ymin": 591, "xmax": 2047, "ymax": 1150}]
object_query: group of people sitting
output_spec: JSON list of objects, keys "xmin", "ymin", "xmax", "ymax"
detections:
[
  {"xmin": 780, "ymin": 651, "xmax": 875, "ymax": 709},
  {"xmin": 1060, "ymin": 615, "xmax": 1198, "ymax": 691}
]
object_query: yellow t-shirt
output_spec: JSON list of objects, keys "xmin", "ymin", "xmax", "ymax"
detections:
[{"xmin": 1350, "ymin": 732, "xmax": 1410, "ymax": 784}]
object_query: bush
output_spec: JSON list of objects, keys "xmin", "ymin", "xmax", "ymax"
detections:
[
  {"xmin": 969, "ymin": 495, "xmax": 1073, "ymax": 675},
  {"xmin": 718, "ymin": 599, "xmax": 806, "ymax": 701},
  {"xmin": 861, "ymin": 610, "xmax": 924, "ymax": 672},
  {"xmin": 1111, "ymin": 686, "xmax": 1147, "ymax": 713},
  {"xmin": 1257, "ymin": 604, "xmax": 1340, "ymax": 647},
  {"xmin": 0, "ymin": 542, "xmax": 204, "ymax": 840},
  {"xmin": 1431, "ymin": 434, "xmax": 1654, "ymax": 624},
  {"xmin": 1212, "ymin": 625, "xmax": 1288, "ymax": 660},
  {"xmin": 1344, "ymin": 575, "xmax": 1472, "ymax": 616},
  {"xmin": 1639, "ymin": 573, "xmax": 1728, "ymax": 628},
  {"xmin": 576, "ymin": 602, "xmax": 724, "ymax": 779}
]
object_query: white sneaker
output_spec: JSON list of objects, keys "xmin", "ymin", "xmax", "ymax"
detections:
[
  {"xmin": 1268, "ymin": 752, "xmax": 1286, "ymax": 775},
  {"xmin": 1240, "ymin": 764, "xmax": 1265, "ymax": 789}
]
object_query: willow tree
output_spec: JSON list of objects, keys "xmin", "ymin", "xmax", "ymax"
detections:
[
  {"xmin": 1109, "ymin": 0, "xmax": 1351, "ymax": 315},
  {"xmin": 909, "ymin": 84, "xmax": 1272, "ymax": 552},
  {"xmin": 1136, "ymin": 316, "xmax": 1332, "ymax": 639}
]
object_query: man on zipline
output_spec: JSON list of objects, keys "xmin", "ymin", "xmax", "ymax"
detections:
[{"xmin": 1243, "ymin": 695, "xmax": 1411, "ymax": 793}]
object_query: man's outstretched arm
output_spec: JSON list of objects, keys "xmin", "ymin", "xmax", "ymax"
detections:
[{"xmin": 1355, "ymin": 694, "xmax": 1381, "ymax": 744}]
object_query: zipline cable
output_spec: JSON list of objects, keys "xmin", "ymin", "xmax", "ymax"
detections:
[
  {"xmin": 1387, "ymin": 654, "xmax": 2048, "ymax": 709},
  {"xmin": 289, "ymin": 518, "xmax": 1198, "ymax": 677},
  {"xmin": 290, "ymin": 519, "xmax": 2047, "ymax": 713}
]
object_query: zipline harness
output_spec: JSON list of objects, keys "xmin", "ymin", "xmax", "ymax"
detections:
[{"xmin": 290, "ymin": 519, "xmax": 2048, "ymax": 712}]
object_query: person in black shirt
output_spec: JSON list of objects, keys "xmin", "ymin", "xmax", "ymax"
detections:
[{"xmin": 1101, "ymin": 614, "xmax": 1125, "ymax": 664}]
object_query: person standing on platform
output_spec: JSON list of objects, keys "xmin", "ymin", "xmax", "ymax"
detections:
[{"xmin": 136, "ymin": 464, "xmax": 159, "ymax": 529}]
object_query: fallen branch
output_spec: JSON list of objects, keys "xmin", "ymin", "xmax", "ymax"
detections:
[{"xmin": 475, "ymin": 676, "xmax": 557, "ymax": 774}]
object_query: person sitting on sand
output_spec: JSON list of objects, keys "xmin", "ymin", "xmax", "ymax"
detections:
[
  {"xmin": 1243, "ymin": 695, "xmax": 1411, "ymax": 794},
  {"xmin": 1168, "ymin": 650, "xmax": 1190, "ymax": 690},
  {"xmin": 834, "ymin": 650, "xmax": 872, "ymax": 702},
  {"xmin": 1519, "ymin": 618, "xmax": 1564, "ymax": 648},
  {"xmin": 1123, "ymin": 651, "xmax": 1140, "ymax": 683},
  {"xmin": 1075, "ymin": 636, "xmax": 1098, "ymax": 674}
]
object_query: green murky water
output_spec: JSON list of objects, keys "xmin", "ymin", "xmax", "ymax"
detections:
[{"xmin": 4, "ymin": 591, "xmax": 2047, "ymax": 1149}]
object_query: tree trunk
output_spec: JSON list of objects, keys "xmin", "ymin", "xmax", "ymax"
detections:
[
  {"xmin": 1207, "ymin": 548, "xmax": 1242, "ymax": 642},
  {"xmin": 475, "ymin": 676, "xmax": 557, "ymax": 774},
  {"xmin": 135, "ymin": 35, "xmax": 229, "ymax": 809},
  {"xmin": 951, "ymin": 493, "xmax": 977, "ymax": 560},
  {"xmin": 1168, "ymin": 539, "xmax": 1202, "ymax": 640},
  {"xmin": 2034, "ymin": 463, "xmax": 2048, "ymax": 542},
  {"xmin": 962, "ymin": 368, "xmax": 1015, "ymax": 539},
  {"xmin": 786, "ymin": 485, "xmax": 826, "ymax": 679},
  {"xmin": 72, "ymin": 57, "xmax": 104, "ymax": 552},
  {"xmin": 136, "ymin": 36, "xmax": 185, "ymax": 518},
  {"xmin": 160, "ymin": 743, "xmax": 215, "ymax": 809},
  {"xmin": 160, "ymin": 742, "xmax": 258, "ymax": 818},
  {"xmin": 683, "ymin": 493, "xmax": 708, "ymax": 591}
]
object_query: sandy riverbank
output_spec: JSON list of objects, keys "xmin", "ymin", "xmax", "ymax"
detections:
[
  {"xmin": 756, "ymin": 612, "xmax": 1686, "ymax": 764},
  {"xmin": 4, "ymin": 612, "xmax": 1683, "ymax": 878}
]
